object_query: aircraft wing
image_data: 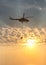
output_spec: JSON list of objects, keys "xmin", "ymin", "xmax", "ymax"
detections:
[{"xmin": 9, "ymin": 16, "xmax": 19, "ymax": 20}]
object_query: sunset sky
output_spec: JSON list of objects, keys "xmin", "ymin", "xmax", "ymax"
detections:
[
  {"xmin": 0, "ymin": 0, "xmax": 46, "ymax": 65},
  {"xmin": 0, "ymin": 45, "xmax": 46, "ymax": 65}
]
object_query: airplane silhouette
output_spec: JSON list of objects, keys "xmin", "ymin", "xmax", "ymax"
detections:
[{"xmin": 9, "ymin": 13, "xmax": 33, "ymax": 23}]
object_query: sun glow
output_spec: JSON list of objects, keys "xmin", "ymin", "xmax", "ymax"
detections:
[{"xmin": 26, "ymin": 39, "xmax": 37, "ymax": 47}]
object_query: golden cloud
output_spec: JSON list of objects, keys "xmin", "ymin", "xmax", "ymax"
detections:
[{"xmin": 0, "ymin": 26, "xmax": 46, "ymax": 45}]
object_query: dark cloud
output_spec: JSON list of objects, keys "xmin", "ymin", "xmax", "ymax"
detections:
[{"xmin": 0, "ymin": 0, "xmax": 46, "ymax": 27}]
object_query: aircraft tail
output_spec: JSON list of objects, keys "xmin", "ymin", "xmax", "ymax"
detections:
[{"xmin": 23, "ymin": 13, "xmax": 25, "ymax": 18}]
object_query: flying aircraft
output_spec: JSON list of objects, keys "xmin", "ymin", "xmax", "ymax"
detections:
[{"xmin": 9, "ymin": 13, "xmax": 33, "ymax": 23}]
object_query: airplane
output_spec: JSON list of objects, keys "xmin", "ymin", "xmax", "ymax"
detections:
[{"xmin": 9, "ymin": 13, "xmax": 33, "ymax": 23}]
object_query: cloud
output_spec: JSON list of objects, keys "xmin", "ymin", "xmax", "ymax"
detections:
[
  {"xmin": 0, "ymin": 26, "xmax": 46, "ymax": 45},
  {"xmin": 0, "ymin": 0, "xmax": 46, "ymax": 27}
]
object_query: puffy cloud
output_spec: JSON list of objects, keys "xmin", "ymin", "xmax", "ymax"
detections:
[{"xmin": 0, "ymin": 26, "xmax": 46, "ymax": 45}]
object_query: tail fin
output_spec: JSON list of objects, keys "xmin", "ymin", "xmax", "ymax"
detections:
[{"xmin": 23, "ymin": 13, "xmax": 25, "ymax": 18}]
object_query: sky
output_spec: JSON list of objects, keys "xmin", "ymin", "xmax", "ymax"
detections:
[
  {"xmin": 0, "ymin": 0, "xmax": 46, "ymax": 44},
  {"xmin": 0, "ymin": 0, "xmax": 46, "ymax": 65},
  {"xmin": 0, "ymin": 26, "xmax": 46, "ymax": 65},
  {"xmin": 0, "ymin": 0, "xmax": 46, "ymax": 27},
  {"xmin": 0, "ymin": 45, "xmax": 46, "ymax": 65}
]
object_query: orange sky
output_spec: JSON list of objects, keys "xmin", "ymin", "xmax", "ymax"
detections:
[
  {"xmin": 0, "ymin": 45, "xmax": 46, "ymax": 65},
  {"xmin": 0, "ymin": 27, "xmax": 46, "ymax": 65}
]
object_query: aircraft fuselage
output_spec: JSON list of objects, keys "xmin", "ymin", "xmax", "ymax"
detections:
[{"xmin": 19, "ymin": 18, "xmax": 29, "ymax": 22}]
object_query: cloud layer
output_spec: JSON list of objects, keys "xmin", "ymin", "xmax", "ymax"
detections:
[{"xmin": 0, "ymin": 26, "xmax": 46, "ymax": 45}]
